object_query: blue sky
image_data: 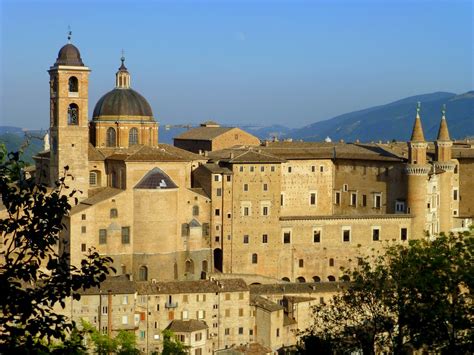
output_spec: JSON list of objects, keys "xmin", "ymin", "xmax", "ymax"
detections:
[{"xmin": 1, "ymin": 0, "xmax": 472, "ymax": 129}]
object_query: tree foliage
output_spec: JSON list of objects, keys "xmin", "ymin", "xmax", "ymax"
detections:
[
  {"xmin": 0, "ymin": 146, "xmax": 115, "ymax": 352},
  {"xmin": 299, "ymin": 231, "xmax": 474, "ymax": 354},
  {"xmin": 161, "ymin": 329, "xmax": 189, "ymax": 355},
  {"xmin": 81, "ymin": 321, "xmax": 140, "ymax": 355}
]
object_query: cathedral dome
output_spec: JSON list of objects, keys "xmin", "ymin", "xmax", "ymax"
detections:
[
  {"xmin": 92, "ymin": 88, "xmax": 154, "ymax": 121},
  {"xmin": 54, "ymin": 44, "xmax": 84, "ymax": 66}
]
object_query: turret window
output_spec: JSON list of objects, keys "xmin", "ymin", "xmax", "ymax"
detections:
[
  {"xmin": 129, "ymin": 128, "xmax": 138, "ymax": 145},
  {"xmin": 68, "ymin": 76, "xmax": 78, "ymax": 93},
  {"xmin": 67, "ymin": 103, "xmax": 79, "ymax": 125},
  {"xmin": 107, "ymin": 128, "xmax": 117, "ymax": 147}
]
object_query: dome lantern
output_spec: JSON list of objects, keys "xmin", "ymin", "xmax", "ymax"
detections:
[{"xmin": 116, "ymin": 52, "xmax": 131, "ymax": 89}]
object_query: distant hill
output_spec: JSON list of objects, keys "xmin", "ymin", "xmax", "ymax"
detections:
[
  {"xmin": 290, "ymin": 91, "xmax": 474, "ymax": 142},
  {"xmin": 0, "ymin": 129, "xmax": 45, "ymax": 165}
]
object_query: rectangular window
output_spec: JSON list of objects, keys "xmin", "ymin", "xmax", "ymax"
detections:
[
  {"xmin": 262, "ymin": 234, "xmax": 268, "ymax": 243},
  {"xmin": 400, "ymin": 228, "xmax": 408, "ymax": 241},
  {"xmin": 183, "ymin": 295, "xmax": 188, "ymax": 303},
  {"xmin": 335, "ymin": 191, "xmax": 341, "ymax": 205},
  {"xmin": 263, "ymin": 183, "xmax": 268, "ymax": 191},
  {"xmin": 239, "ymin": 166, "xmax": 244, "ymax": 172},
  {"xmin": 320, "ymin": 165, "xmax": 324, "ymax": 172},
  {"xmin": 260, "ymin": 166, "xmax": 265, "ymax": 172},
  {"xmin": 122, "ymin": 315, "xmax": 128, "ymax": 325},
  {"xmin": 280, "ymin": 194, "xmax": 284, "ymax": 206},
  {"xmin": 216, "ymin": 188, "xmax": 222, "ymax": 196},
  {"xmin": 243, "ymin": 207, "xmax": 249, "ymax": 216},
  {"xmin": 374, "ymin": 193, "xmax": 382, "ymax": 209},
  {"xmin": 243, "ymin": 184, "xmax": 248, "ymax": 192},
  {"xmin": 395, "ymin": 201, "xmax": 405, "ymax": 213},
  {"xmin": 225, "ymin": 309, "xmax": 230, "ymax": 317},
  {"xmin": 99, "ymin": 229, "xmax": 107, "ymax": 244},
  {"xmin": 342, "ymin": 228, "xmax": 351, "ymax": 242},
  {"xmin": 362, "ymin": 194, "xmax": 367, "ymax": 207},
  {"xmin": 310, "ymin": 192, "xmax": 317, "ymax": 206},
  {"xmin": 262, "ymin": 206, "xmax": 269, "ymax": 216},
  {"xmin": 215, "ymin": 209, "xmax": 220, "ymax": 216},
  {"xmin": 372, "ymin": 228, "xmax": 380, "ymax": 241},
  {"xmin": 121, "ymin": 227, "xmax": 130, "ymax": 244},
  {"xmin": 343, "ymin": 184, "xmax": 348, "ymax": 192},
  {"xmin": 226, "ymin": 175, "xmax": 231, "ymax": 182},
  {"xmin": 214, "ymin": 175, "xmax": 220, "ymax": 182},
  {"xmin": 243, "ymin": 235, "xmax": 249, "ymax": 244},
  {"xmin": 453, "ymin": 189, "xmax": 458, "ymax": 201},
  {"xmin": 299, "ymin": 259, "xmax": 304, "ymax": 267},
  {"xmin": 122, "ymin": 295, "xmax": 128, "ymax": 305},
  {"xmin": 288, "ymin": 166, "xmax": 292, "ymax": 173},
  {"xmin": 313, "ymin": 230, "xmax": 321, "ymax": 243},
  {"xmin": 81, "ymin": 214, "xmax": 86, "ymax": 220},
  {"xmin": 350, "ymin": 192, "xmax": 357, "ymax": 206},
  {"xmin": 271, "ymin": 166, "xmax": 275, "ymax": 172},
  {"xmin": 225, "ymin": 328, "xmax": 230, "ymax": 335},
  {"xmin": 81, "ymin": 226, "xmax": 86, "ymax": 234},
  {"xmin": 239, "ymin": 308, "xmax": 244, "ymax": 317},
  {"xmin": 195, "ymin": 332, "xmax": 202, "ymax": 341},
  {"xmin": 250, "ymin": 166, "xmax": 254, "ymax": 172},
  {"xmin": 140, "ymin": 331, "xmax": 145, "ymax": 339},
  {"xmin": 276, "ymin": 328, "xmax": 280, "ymax": 337},
  {"xmin": 239, "ymin": 327, "xmax": 244, "ymax": 335},
  {"xmin": 311, "ymin": 166, "xmax": 315, "ymax": 172},
  {"xmin": 283, "ymin": 232, "xmax": 291, "ymax": 244},
  {"xmin": 81, "ymin": 243, "xmax": 86, "ymax": 252}
]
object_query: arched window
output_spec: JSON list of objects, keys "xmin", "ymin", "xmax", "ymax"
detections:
[
  {"xmin": 129, "ymin": 128, "xmax": 138, "ymax": 145},
  {"xmin": 89, "ymin": 171, "xmax": 97, "ymax": 186},
  {"xmin": 185, "ymin": 259, "xmax": 194, "ymax": 274},
  {"xmin": 296, "ymin": 276, "xmax": 306, "ymax": 283},
  {"xmin": 68, "ymin": 76, "xmax": 78, "ymax": 92},
  {"xmin": 192, "ymin": 205, "xmax": 199, "ymax": 216},
  {"xmin": 110, "ymin": 208, "xmax": 118, "ymax": 218},
  {"xmin": 327, "ymin": 275, "xmax": 336, "ymax": 282},
  {"xmin": 251, "ymin": 253, "xmax": 258, "ymax": 264},
  {"xmin": 202, "ymin": 260, "xmax": 208, "ymax": 273},
  {"xmin": 313, "ymin": 276, "xmax": 321, "ymax": 282},
  {"xmin": 67, "ymin": 103, "xmax": 79, "ymax": 125},
  {"xmin": 138, "ymin": 266, "xmax": 148, "ymax": 281},
  {"xmin": 107, "ymin": 128, "xmax": 116, "ymax": 147}
]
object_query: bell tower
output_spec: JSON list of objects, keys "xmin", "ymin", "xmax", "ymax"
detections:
[
  {"xmin": 405, "ymin": 102, "xmax": 431, "ymax": 237},
  {"xmin": 49, "ymin": 32, "xmax": 91, "ymax": 199}
]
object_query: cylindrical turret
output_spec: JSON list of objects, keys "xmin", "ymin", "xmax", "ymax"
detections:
[{"xmin": 406, "ymin": 102, "xmax": 430, "ymax": 237}]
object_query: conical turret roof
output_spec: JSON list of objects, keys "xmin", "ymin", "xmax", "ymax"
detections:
[
  {"xmin": 410, "ymin": 105, "xmax": 425, "ymax": 142},
  {"xmin": 436, "ymin": 107, "xmax": 450, "ymax": 141}
]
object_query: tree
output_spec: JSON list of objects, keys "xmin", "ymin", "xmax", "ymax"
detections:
[
  {"xmin": 81, "ymin": 321, "xmax": 140, "ymax": 355},
  {"xmin": 0, "ymin": 146, "xmax": 115, "ymax": 352},
  {"xmin": 161, "ymin": 329, "xmax": 189, "ymax": 355},
  {"xmin": 298, "ymin": 231, "xmax": 474, "ymax": 354}
]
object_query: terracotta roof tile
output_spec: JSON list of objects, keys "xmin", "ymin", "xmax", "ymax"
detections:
[
  {"xmin": 175, "ymin": 126, "xmax": 235, "ymax": 141},
  {"xmin": 166, "ymin": 320, "xmax": 208, "ymax": 333}
]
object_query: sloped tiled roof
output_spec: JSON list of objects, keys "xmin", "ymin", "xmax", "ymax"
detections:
[
  {"xmin": 136, "ymin": 278, "xmax": 248, "ymax": 294},
  {"xmin": 88, "ymin": 144, "xmax": 105, "ymax": 161},
  {"xmin": 174, "ymin": 126, "xmax": 235, "ymax": 141},
  {"xmin": 166, "ymin": 319, "xmax": 208, "ymax": 333},
  {"xmin": 71, "ymin": 187, "xmax": 123, "ymax": 214},
  {"xmin": 250, "ymin": 295, "xmax": 283, "ymax": 312},
  {"xmin": 250, "ymin": 282, "xmax": 345, "ymax": 295},
  {"xmin": 98, "ymin": 144, "xmax": 204, "ymax": 162},
  {"xmin": 208, "ymin": 148, "xmax": 286, "ymax": 164}
]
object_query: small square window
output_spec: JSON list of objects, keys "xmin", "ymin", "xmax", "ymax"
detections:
[
  {"xmin": 81, "ymin": 214, "xmax": 86, "ymax": 220},
  {"xmin": 372, "ymin": 228, "xmax": 380, "ymax": 241},
  {"xmin": 215, "ymin": 236, "xmax": 220, "ymax": 242},
  {"xmin": 214, "ymin": 175, "xmax": 220, "ymax": 182},
  {"xmin": 342, "ymin": 229, "xmax": 351, "ymax": 242},
  {"xmin": 400, "ymin": 228, "xmax": 408, "ymax": 241},
  {"xmin": 215, "ymin": 209, "xmax": 220, "ymax": 216},
  {"xmin": 226, "ymin": 175, "xmax": 231, "ymax": 182},
  {"xmin": 313, "ymin": 230, "xmax": 321, "ymax": 243}
]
